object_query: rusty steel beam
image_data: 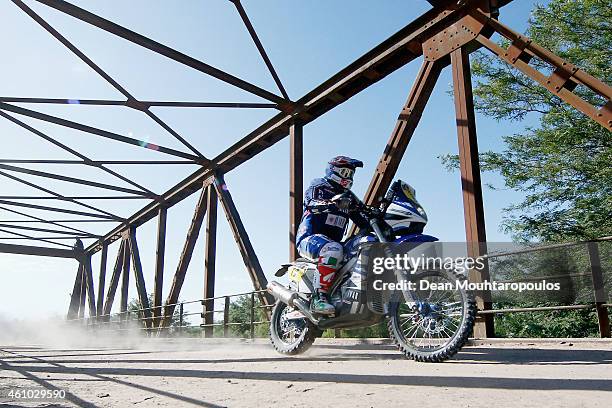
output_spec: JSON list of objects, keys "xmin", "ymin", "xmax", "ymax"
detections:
[
  {"xmin": 0, "ymin": 170, "xmax": 125, "ymax": 221},
  {"xmin": 0, "ymin": 97, "xmax": 278, "ymax": 109},
  {"xmin": 30, "ymin": 0, "xmax": 288, "ymax": 106},
  {"xmin": 161, "ymin": 183, "xmax": 211, "ymax": 328},
  {"xmin": 361, "ymin": 59, "xmax": 446, "ymax": 211},
  {"xmin": 0, "ymin": 219, "xmax": 115, "ymax": 223},
  {"xmin": 128, "ymin": 228, "xmax": 152, "ymax": 327},
  {"xmin": 202, "ymin": 185, "xmax": 218, "ymax": 337},
  {"xmin": 82, "ymin": 255, "xmax": 97, "ymax": 318},
  {"xmin": 119, "ymin": 237, "xmax": 131, "ymax": 317},
  {"xmin": 0, "ymin": 241, "xmax": 78, "ymax": 258},
  {"xmin": 96, "ymin": 242, "xmax": 108, "ymax": 316},
  {"xmin": 67, "ymin": 263, "xmax": 84, "ymax": 319},
  {"xmin": 0, "ymin": 223, "xmax": 96, "ymax": 238},
  {"xmin": 103, "ymin": 239, "xmax": 126, "ymax": 317},
  {"xmin": 355, "ymin": 1, "xmax": 501, "ymax": 223},
  {"xmin": 86, "ymin": 1, "xmax": 491, "ymax": 255},
  {"xmin": 0, "ymin": 236, "xmax": 97, "ymax": 241},
  {"xmin": 0, "ymin": 227, "xmax": 74, "ymax": 248},
  {"xmin": 153, "ymin": 207, "xmax": 167, "ymax": 327},
  {"xmin": 0, "ymin": 110, "xmax": 162, "ymax": 196},
  {"xmin": 147, "ymin": 102, "xmax": 276, "ymax": 109},
  {"xmin": 78, "ymin": 268, "xmax": 86, "ymax": 318},
  {"xmin": 472, "ymin": 10, "xmax": 612, "ymax": 131},
  {"xmin": 0, "ymin": 159, "xmax": 196, "ymax": 165},
  {"xmin": 426, "ymin": 0, "xmax": 474, "ymax": 9},
  {"xmin": 213, "ymin": 173, "xmax": 274, "ymax": 308},
  {"xmin": 289, "ymin": 122, "xmax": 303, "ymax": 261},
  {"xmin": 231, "ymin": 0, "xmax": 290, "ymax": 100},
  {"xmin": 0, "ymin": 102, "xmax": 202, "ymax": 162},
  {"xmin": 0, "ymin": 206, "xmax": 95, "ymax": 236},
  {"xmin": 0, "ymin": 196, "xmax": 146, "ymax": 200},
  {"xmin": 588, "ymin": 242, "xmax": 611, "ymax": 337},
  {"xmin": 451, "ymin": 46, "xmax": 493, "ymax": 338}
]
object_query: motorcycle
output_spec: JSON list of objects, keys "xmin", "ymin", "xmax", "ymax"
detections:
[{"xmin": 267, "ymin": 180, "xmax": 476, "ymax": 362}]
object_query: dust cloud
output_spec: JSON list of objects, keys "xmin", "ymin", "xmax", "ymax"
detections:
[{"xmin": 0, "ymin": 314, "xmax": 252, "ymax": 352}]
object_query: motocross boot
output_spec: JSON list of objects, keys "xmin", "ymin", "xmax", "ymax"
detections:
[{"xmin": 311, "ymin": 291, "xmax": 335, "ymax": 315}]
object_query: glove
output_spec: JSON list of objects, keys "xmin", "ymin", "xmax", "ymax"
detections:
[{"xmin": 332, "ymin": 194, "xmax": 352, "ymax": 210}]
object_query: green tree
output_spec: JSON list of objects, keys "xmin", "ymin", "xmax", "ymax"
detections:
[
  {"xmin": 494, "ymin": 308, "xmax": 602, "ymax": 338},
  {"xmin": 441, "ymin": 0, "xmax": 612, "ymax": 242},
  {"xmin": 228, "ymin": 294, "xmax": 268, "ymax": 337}
]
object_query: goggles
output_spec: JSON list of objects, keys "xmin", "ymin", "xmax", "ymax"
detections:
[{"xmin": 333, "ymin": 166, "xmax": 355, "ymax": 179}]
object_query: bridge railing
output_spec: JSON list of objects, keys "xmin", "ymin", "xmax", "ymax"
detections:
[
  {"xmin": 65, "ymin": 289, "xmax": 273, "ymax": 339},
  {"xmin": 66, "ymin": 237, "xmax": 611, "ymax": 338},
  {"xmin": 478, "ymin": 236, "xmax": 611, "ymax": 337}
]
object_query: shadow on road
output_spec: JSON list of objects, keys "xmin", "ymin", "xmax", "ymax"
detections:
[
  {"xmin": 455, "ymin": 347, "xmax": 612, "ymax": 365},
  {"xmin": 3, "ymin": 362, "xmax": 611, "ymax": 391},
  {"xmin": 3, "ymin": 347, "xmax": 611, "ymax": 366},
  {"xmin": 2, "ymin": 345, "xmax": 611, "ymax": 407},
  {"xmin": 0, "ymin": 349, "xmax": 225, "ymax": 408}
]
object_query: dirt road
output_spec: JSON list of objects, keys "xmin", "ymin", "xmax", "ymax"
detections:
[{"xmin": 1, "ymin": 338, "xmax": 611, "ymax": 407}]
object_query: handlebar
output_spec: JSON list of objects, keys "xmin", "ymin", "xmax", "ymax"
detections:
[
  {"xmin": 341, "ymin": 185, "xmax": 396, "ymax": 219},
  {"xmin": 328, "ymin": 184, "xmax": 397, "ymax": 223}
]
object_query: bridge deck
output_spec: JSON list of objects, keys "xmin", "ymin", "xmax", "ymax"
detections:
[{"xmin": 1, "ymin": 339, "xmax": 611, "ymax": 407}]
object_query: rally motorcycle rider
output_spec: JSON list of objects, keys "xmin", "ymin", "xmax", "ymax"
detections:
[{"xmin": 295, "ymin": 156, "xmax": 369, "ymax": 315}]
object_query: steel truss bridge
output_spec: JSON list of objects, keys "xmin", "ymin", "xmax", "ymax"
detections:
[{"xmin": 0, "ymin": 0, "xmax": 610, "ymax": 338}]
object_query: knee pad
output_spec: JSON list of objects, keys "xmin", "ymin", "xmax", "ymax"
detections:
[
  {"xmin": 318, "ymin": 242, "xmax": 343, "ymax": 269},
  {"xmin": 298, "ymin": 234, "xmax": 330, "ymax": 261}
]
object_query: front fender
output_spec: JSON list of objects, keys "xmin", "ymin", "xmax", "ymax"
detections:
[{"xmin": 393, "ymin": 233, "xmax": 439, "ymax": 244}]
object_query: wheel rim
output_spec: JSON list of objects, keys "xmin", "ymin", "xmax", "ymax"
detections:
[
  {"xmin": 276, "ymin": 304, "xmax": 306, "ymax": 346},
  {"xmin": 395, "ymin": 273, "xmax": 465, "ymax": 352}
]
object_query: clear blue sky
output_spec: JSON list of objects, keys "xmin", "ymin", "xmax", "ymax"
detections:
[{"xmin": 0, "ymin": 0, "xmax": 547, "ymax": 321}]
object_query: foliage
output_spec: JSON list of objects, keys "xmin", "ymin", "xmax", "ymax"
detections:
[
  {"xmin": 227, "ymin": 294, "xmax": 268, "ymax": 337},
  {"xmin": 440, "ymin": 0, "xmax": 612, "ymax": 242},
  {"xmin": 493, "ymin": 303, "xmax": 603, "ymax": 337}
]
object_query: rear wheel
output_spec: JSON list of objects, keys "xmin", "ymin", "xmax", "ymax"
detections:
[
  {"xmin": 388, "ymin": 269, "xmax": 476, "ymax": 362},
  {"xmin": 269, "ymin": 301, "xmax": 320, "ymax": 355}
]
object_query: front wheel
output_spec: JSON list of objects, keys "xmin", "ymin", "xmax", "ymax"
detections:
[
  {"xmin": 269, "ymin": 301, "xmax": 321, "ymax": 355},
  {"xmin": 387, "ymin": 269, "xmax": 476, "ymax": 362}
]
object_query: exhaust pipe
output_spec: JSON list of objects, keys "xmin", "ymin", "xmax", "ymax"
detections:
[
  {"xmin": 267, "ymin": 281, "xmax": 298, "ymax": 306},
  {"xmin": 267, "ymin": 281, "xmax": 319, "ymax": 323}
]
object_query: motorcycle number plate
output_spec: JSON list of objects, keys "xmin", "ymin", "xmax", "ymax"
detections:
[{"xmin": 288, "ymin": 266, "xmax": 305, "ymax": 282}]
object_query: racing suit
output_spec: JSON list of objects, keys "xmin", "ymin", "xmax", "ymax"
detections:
[{"xmin": 295, "ymin": 177, "xmax": 368, "ymax": 298}]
